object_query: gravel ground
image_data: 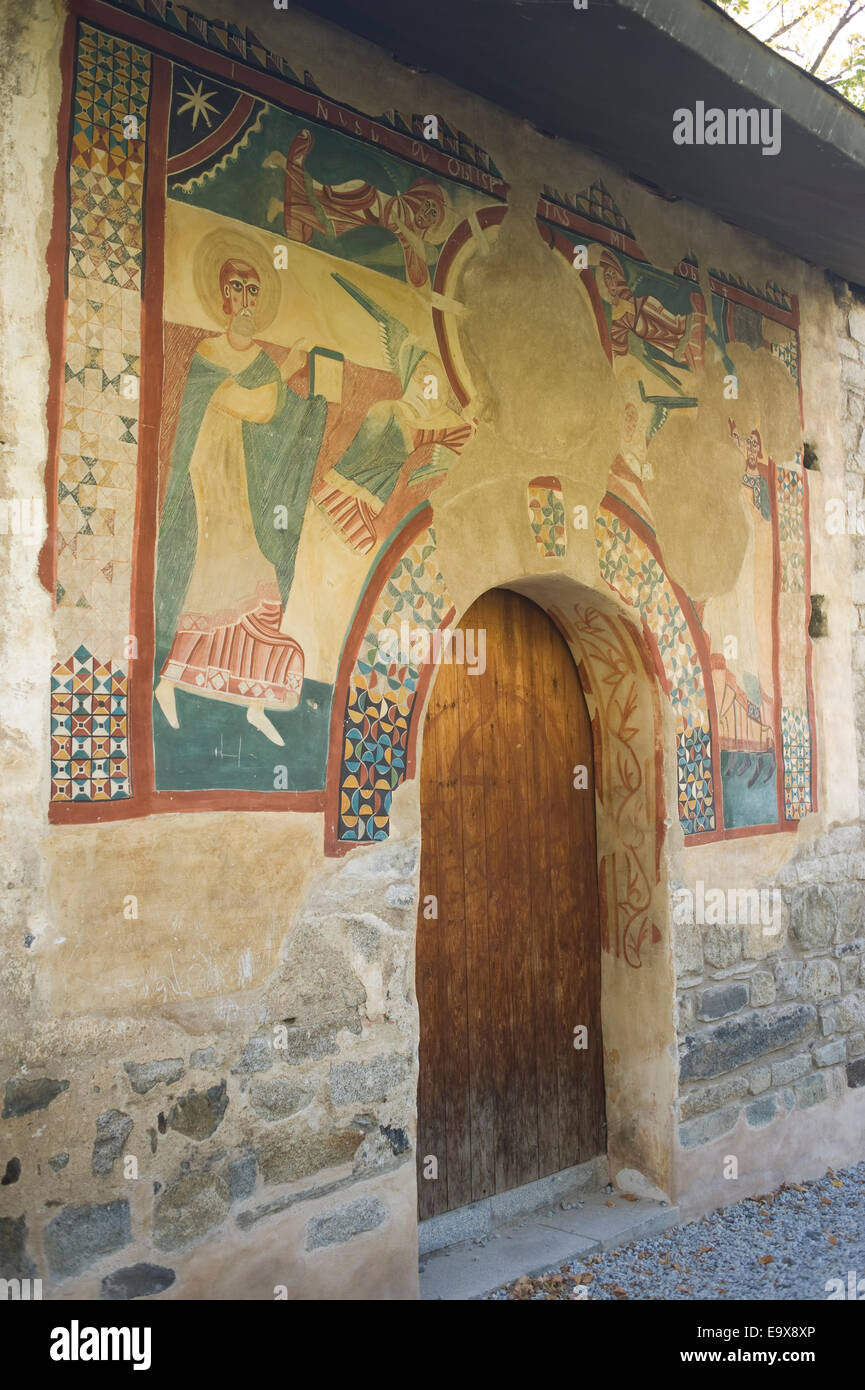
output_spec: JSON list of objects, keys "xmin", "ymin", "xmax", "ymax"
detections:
[{"xmin": 486, "ymin": 1161, "xmax": 865, "ymax": 1300}]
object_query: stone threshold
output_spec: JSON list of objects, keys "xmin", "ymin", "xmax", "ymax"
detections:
[
  {"xmin": 418, "ymin": 1155, "xmax": 608, "ymax": 1255},
  {"xmin": 419, "ymin": 1185, "xmax": 678, "ymax": 1301}
]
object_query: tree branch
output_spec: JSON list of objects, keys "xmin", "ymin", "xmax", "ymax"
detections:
[{"xmin": 808, "ymin": 0, "xmax": 865, "ymax": 74}]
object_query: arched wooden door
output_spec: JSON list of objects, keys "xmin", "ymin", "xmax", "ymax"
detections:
[{"xmin": 416, "ymin": 588, "xmax": 605, "ymax": 1220}]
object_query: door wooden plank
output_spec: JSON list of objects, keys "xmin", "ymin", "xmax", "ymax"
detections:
[
  {"xmin": 521, "ymin": 604, "xmax": 561, "ymax": 1178},
  {"xmin": 416, "ymin": 588, "xmax": 605, "ymax": 1217},
  {"xmin": 502, "ymin": 592, "xmax": 541, "ymax": 1188},
  {"xmin": 416, "ymin": 693, "xmax": 449, "ymax": 1218},
  {"xmin": 455, "ymin": 629, "xmax": 497, "ymax": 1203},
  {"xmin": 435, "ymin": 664, "xmax": 474, "ymax": 1213}
]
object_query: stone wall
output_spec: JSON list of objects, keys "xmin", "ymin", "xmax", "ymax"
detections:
[{"xmin": 0, "ymin": 833, "xmax": 422, "ymax": 1298}]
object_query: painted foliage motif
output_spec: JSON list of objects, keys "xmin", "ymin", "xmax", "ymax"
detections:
[
  {"xmin": 537, "ymin": 182, "xmax": 815, "ymax": 842},
  {"xmin": 47, "ymin": 0, "xmax": 504, "ymax": 827}
]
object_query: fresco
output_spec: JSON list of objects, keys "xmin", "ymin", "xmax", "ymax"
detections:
[
  {"xmin": 47, "ymin": 3, "xmax": 505, "ymax": 818},
  {"xmin": 45, "ymin": 1, "xmax": 813, "ymax": 849},
  {"xmin": 537, "ymin": 181, "xmax": 815, "ymax": 842}
]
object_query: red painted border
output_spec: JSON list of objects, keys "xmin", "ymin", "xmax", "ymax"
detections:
[
  {"xmin": 39, "ymin": 10, "xmax": 78, "ymax": 600},
  {"xmin": 708, "ymin": 273, "xmax": 799, "ymax": 332},
  {"xmin": 432, "ymin": 204, "xmax": 507, "ymax": 407},
  {"xmin": 536, "ymin": 196, "xmax": 648, "ymax": 263},
  {"xmin": 802, "ymin": 467, "xmax": 818, "ymax": 815},
  {"xmin": 63, "ymin": 0, "xmax": 508, "ymax": 199},
  {"xmin": 769, "ymin": 456, "xmax": 785, "ymax": 825},
  {"xmin": 165, "ymin": 92, "xmax": 255, "ymax": 176},
  {"xmin": 536, "ymin": 219, "xmax": 615, "ymax": 363}
]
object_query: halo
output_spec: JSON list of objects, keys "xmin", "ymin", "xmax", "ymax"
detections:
[{"xmin": 192, "ymin": 226, "xmax": 281, "ymax": 333}]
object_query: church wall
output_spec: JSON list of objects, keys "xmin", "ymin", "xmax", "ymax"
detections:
[{"xmin": 1, "ymin": 0, "xmax": 862, "ymax": 1300}]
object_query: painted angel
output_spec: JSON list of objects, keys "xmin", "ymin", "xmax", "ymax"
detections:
[
  {"xmin": 262, "ymin": 128, "xmax": 451, "ymax": 288},
  {"xmin": 310, "ymin": 273, "xmax": 475, "ymax": 555}
]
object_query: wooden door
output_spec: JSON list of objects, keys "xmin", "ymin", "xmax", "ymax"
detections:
[{"xmin": 416, "ymin": 588, "xmax": 605, "ymax": 1220}]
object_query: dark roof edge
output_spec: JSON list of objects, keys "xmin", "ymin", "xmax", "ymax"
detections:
[{"xmin": 626, "ymin": 0, "xmax": 865, "ymax": 162}]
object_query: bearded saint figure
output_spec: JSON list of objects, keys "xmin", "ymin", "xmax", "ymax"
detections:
[{"xmin": 153, "ymin": 231, "xmax": 328, "ymax": 746}]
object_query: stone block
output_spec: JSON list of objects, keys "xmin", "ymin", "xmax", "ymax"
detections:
[
  {"xmin": 49, "ymin": 1153, "xmax": 69, "ymax": 1172},
  {"xmin": 91, "ymin": 1110, "xmax": 133, "ymax": 1176},
  {"xmin": 834, "ymin": 883, "xmax": 864, "ymax": 941},
  {"xmin": 349, "ymin": 916, "xmax": 382, "ymax": 960},
  {"xmin": 167, "ymin": 1082, "xmax": 228, "ymax": 1141},
  {"xmin": 233, "ymin": 1032, "xmax": 274, "ymax": 1074},
  {"xmin": 697, "ymin": 982, "xmax": 748, "ymax": 1021},
  {"xmin": 379, "ymin": 1124, "xmax": 410, "ymax": 1155},
  {"xmin": 676, "ymin": 993, "xmax": 696, "ymax": 1033},
  {"xmin": 849, "ymin": 305, "xmax": 865, "ymax": 344},
  {"xmin": 101, "ymin": 1263, "xmax": 175, "ymax": 1300},
  {"xmin": 749, "ymin": 1067, "xmax": 771, "ymax": 1094},
  {"xmin": 771, "ymin": 1053, "xmax": 811, "ymax": 1086},
  {"xmin": 846, "ymin": 1058, "xmax": 865, "ymax": 1088},
  {"xmin": 44, "ymin": 1201, "xmax": 131, "ymax": 1279},
  {"xmin": 2, "ymin": 1076, "xmax": 68, "ymax": 1117},
  {"xmin": 673, "ymin": 920, "xmax": 703, "ymax": 976},
  {"xmin": 248, "ymin": 1077, "xmax": 311, "ymax": 1123},
  {"xmin": 679, "ymin": 1074, "xmax": 749, "ymax": 1120},
  {"xmin": 258, "ymin": 1129, "xmax": 362, "ymax": 1186},
  {"xmin": 679, "ymin": 1004, "xmax": 817, "ymax": 1081},
  {"xmin": 790, "ymin": 885, "xmax": 836, "ymax": 950},
  {"xmin": 794, "ymin": 1072, "xmax": 828, "ymax": 1109},
  {"xmin": 745, "ymin": 1094, "xmax": 777, "ymax": 1128},
  {"xmin": 750, "ymin": 971, "xmax": 776, "ymax": 1006},
  {"xmin": 835, "ymin": 991, "xmax": 865, "ymax": 1032},
  {"xmin": 742, "ymin": 902, "xmax": 787, "ymax": 959},
  {"xmin": 803, "ymin": 958, "xmax": 840, "ymax": 1002},
  {"xmin": 273, "ymin": 1014, "xmax": 361, "ymax": 1066},
  {"xmin": 274, "ymin": 923, "xmax": 367, "ymax": 1018},
  {"xmin": 847, "ymin": 1030, "xmax": 865, "ymax": 1058},
  {"xmin": 774, "ymin": 959, "xmax": 802, "ymax": 999},
  {"xmin": 123, "ymin": 1059, "xmax": 184, "ymax": 1095},
  {"xmin": 0, "ymin": 1215, "xmax": 35, "ymax": 1279},
  {"xmin": 189, "ymin": 1049, "xmax": 217, "ymax": 1069},
  {"xmin": 813, "ymin": 1039, "xmax": 846, "ymax": 1067},
  {"xmin": 305, "ymin": 1197, "xmax": 387, "ymax": 1250},
  {"xmin": 227, "ymin": 1154, "xmax": 257, "ymax": 1203},
  {"xmin": 841, "ymin": 956, "xmax": 861, "ymax": 992},
  {"xmin": 841, "ymin": 355, "xmax": 865, "ymax": 390},
  {"xmin": 329, "ymin": 1054, "xmax": 411, "ymax": 1106},
  {"xmin": 679, "ymin": 1105, "xmax": 740, "ymax": 1149},
  {"xmin": 153, "ymin": 1174, "xmax": 230, "ymax": 1251},
  {"xmin": 702, "ymin": 923, "xmax": 741, "ymax": 970}
]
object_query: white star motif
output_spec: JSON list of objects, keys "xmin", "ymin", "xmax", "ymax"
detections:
[{"xmin": 176, "ymin": 78, "xmax": 220, "ymax": 132}]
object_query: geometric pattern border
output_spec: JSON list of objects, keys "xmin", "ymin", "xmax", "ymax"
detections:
[
  {"xmin": 337, "ymin": 527, "xmax": 452, "ymax": 843},
  {"xmin": 51, "ymin": 645, "xmax": 130, "ymax": 801},
  {"xmin": 596, "ymin": 506, "xmax": 715, "ymax": 835}
]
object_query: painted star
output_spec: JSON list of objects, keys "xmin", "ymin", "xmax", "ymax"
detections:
[{"xmin": 176, "ymin": 78, "xmax": 220, "ymax": 132}]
